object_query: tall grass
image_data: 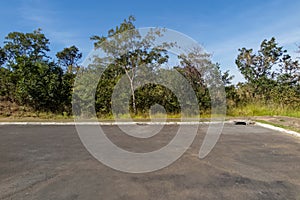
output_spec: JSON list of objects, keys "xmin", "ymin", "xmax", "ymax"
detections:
[
  {"xmin": 2, "ymin": 101, "xmax": 299, "ymax": 121},
  {"xmin": 227, "ymin": 103, "xmax": 300, "ymax": 118}
]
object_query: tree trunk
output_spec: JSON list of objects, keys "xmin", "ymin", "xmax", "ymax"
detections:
[
  {"xmin": 130, "ymin": 80, "xmax": 137, "ymax": 115},
  {"xmin": 125, "ymin": 68, "xmax": 137, "ymax": 115}
]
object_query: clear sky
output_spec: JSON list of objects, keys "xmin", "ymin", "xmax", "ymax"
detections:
[{"xmin": 1, "ymin": 0, "xmax": 300, "ymax": 83}]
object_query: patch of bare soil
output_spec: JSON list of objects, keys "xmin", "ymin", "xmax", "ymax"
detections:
[{"xmin": 0, "ymin": 98, "xmax": 36, "ymax": 118}]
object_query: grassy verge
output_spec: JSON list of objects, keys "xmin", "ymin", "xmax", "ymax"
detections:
[
  {"xmin": 0, "ymin": 112, "xmax": 217, "ymax": 122},
  {"xmin": 1, "ymin": 102, "xmax": 299, "ymax": 122},
  {"xmin": 255, "ymin": 119, "xmax": 300, "ymax": 133},
  {"xmin": 227, "ymin": 104, "xmax": 300, "ymax": 118}
]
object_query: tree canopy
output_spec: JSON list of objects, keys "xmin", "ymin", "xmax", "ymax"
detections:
[{"xmin": 0, "ymin": 17, "xmax": 299, "ymax": 118}]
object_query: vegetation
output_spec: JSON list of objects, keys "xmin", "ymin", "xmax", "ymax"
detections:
[{"xmin": 0, "ymin": 16, "xmax": 299, "ymax": 119}]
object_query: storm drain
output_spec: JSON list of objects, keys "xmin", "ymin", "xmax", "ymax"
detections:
[{"xmin": 233, "ymin": 120, "xmax": 254, "ymax": 125}]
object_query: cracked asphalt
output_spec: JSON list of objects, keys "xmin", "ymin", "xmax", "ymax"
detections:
[{"xmin": 0, "ymin": 124, "xmax": 299, "ymax": 200}]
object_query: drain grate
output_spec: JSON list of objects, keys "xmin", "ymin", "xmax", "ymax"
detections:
[{"xmin": 233, "ymin": 120, "xmax": 254, "ymax": 125}]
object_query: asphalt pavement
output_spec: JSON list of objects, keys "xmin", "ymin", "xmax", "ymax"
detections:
[{"xmin": 0, "ymin": 124, "xmax": 299, "ymax": 200}]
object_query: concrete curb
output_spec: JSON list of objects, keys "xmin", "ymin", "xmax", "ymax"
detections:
[
  {"xmin": 0, "ymin": 121, "xmax": 224, "ymax": 126},
  {"xmin": 2, "ymin": 121, "xmax": 299, "ymax": 138},
  {"xmin": 256, "ymin": 122, "xmax": 300, "ymax": 138}
]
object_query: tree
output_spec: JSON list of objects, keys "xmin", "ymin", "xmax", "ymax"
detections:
[
  {"xmin": 95, "ymin": 64, "xmax": 124, "ymax": 116},
  {"xmin": 4, "ymin": 28, "xmax": 50, "ymax": 66},
  {"xmin": 56, "ymin": 45, "xmax": 82, "ymax": 73},
  {"xmin": 176, "ymin": 47, "xmax": 227, "ymax": 112},
  {"xmin": 90, "ymin": 16, "xmax": 171, "ymax": 115},
  {"xmin": 3, "ymin": 29, "xmax": 50, "ymax": 106},
  {"xmin": 135, "ymin": 83, "xmax": 180, "ymax": 114},
  {"xmin": 0, "ymin": 47, "xmax": 10, "ymax": 99},
  {"xmin": 0, "ymin": 47, "xmax": 6, "ymax": 66},
  {"xmin": 55, "ymin": 46, "xmax": 83, "ymax": 114},
  {"xmin": 277, "ymin": 54, "xmax": 299, "ymax": 85},
  {"xmin": 235, "ymin": 37, "xmax": 300, "ymax": 109},
  {"xmin": 2, "ymin": 29, "xmax": 66, "ymax": 113},
  {"xmin": 272, "ymin": 47, "xmax": 300, "ymax": 108},
  {"xmin": 235, "ymin": 37, "xmax": 285, "ymax": 100},
  {"xmin": 221, "ymin": 68, "xmax": 234, "ymax": 86}
]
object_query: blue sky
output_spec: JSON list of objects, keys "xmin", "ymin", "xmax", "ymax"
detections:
[{"xmin": 1, "ymin": 0, "xmax": 300, "ymax": 83}]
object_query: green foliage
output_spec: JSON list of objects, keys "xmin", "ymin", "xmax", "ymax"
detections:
[
  {"xmin": 95, "ymin": 64, "xmax": 124, "ymax": 116},
  {"xmin": 56, "ymin": 45, "xmax": 82, "ymax": 114},
  {"xmin": 228, "ymin": 103, "xmax": 300, "ymax": 118},
  {"xmin": 56, "ymin": 45, "xmax": 82, "ymax": 73},
  {"xmin": 0, "ymin": 67, "xmax": 13, "ymax": 98},
  {"xmin": 234, "ymin": 37, "xmax": 300, "ymax": 116},
  {"xmin": 4, "ymin": 28, "xmax": 50, "ymax": 65},
  {"xmin": 0, "ymin": 47, "xmax": 6, "ymax": 66},
  {"xmin": 0, "ymin": 18, "xmax": 299, "ymax": 119},
  {"xmin": 135, "ymin": 83, "xmax": 180, "ymax": 114},
  {"xmin": 90, "ymin": 16, "xmax": 172, "ymax": 115},
  {"xmin": 236, "ymin": 37, "xmax": 283, "ymax": 100},
  {"xmin": 0, "ymin": 29, "xmax": 82, "ymax": 115}
]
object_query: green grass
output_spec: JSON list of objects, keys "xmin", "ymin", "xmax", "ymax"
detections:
[
  {"xmin": 0, "ymin": 112, "xmax": 74, "ymax": 122},
  {"xmin": 96, "ymin": 113, "xmax": 211, "ymax": 122},
  {"xmin": 227, "ymin": 103, "xmax": 300, "ymax": 118},
  {"xmin": 1, "ymin": 102, "xmax": 299, "ymax": 121},
  {"xmin": 0, "ymin": 111, "xmax": 214, "ymax": 122}
]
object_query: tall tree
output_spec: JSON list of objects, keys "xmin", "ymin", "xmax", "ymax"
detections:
[
  {"xmin": 176, "ymin": 47, "xmax": 227, "ymax": 111},
  {"xmin": 90, "ymin": 16, "xmax": 171, "ymax": 114},
  {"xmin": 277, "ymin": 54, "xmax": 300, "ymax": 85},
  {"xmin": 2, "ymin": 29, "xmax": 65, "ymax": 112},
  {"xmin": 56, "ymin": 45, "xmax": 83, "ymax": 114},
  {"xmin": 4, "ymin": 28, "xmax": 50, "ymax": 66},
  {"xmin": 235, "ymin": 37, "xmax": 285, "ymax": 100},
  {"xmin": 56, "ymin": 45, "xmax": 82, "ymax": 73}
]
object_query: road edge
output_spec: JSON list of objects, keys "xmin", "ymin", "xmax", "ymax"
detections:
[
  {"xmin": 256, "ymin": 122, "xmax": 300, "ymax": 138},
  {"xmin": 0, "ymin": 121, "xmax": 224, "ymax": 125}
]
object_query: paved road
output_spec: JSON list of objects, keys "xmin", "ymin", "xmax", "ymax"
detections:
[{"xmin": 0, "ymin": 124, "xmax": 299, "ymax": 200}]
